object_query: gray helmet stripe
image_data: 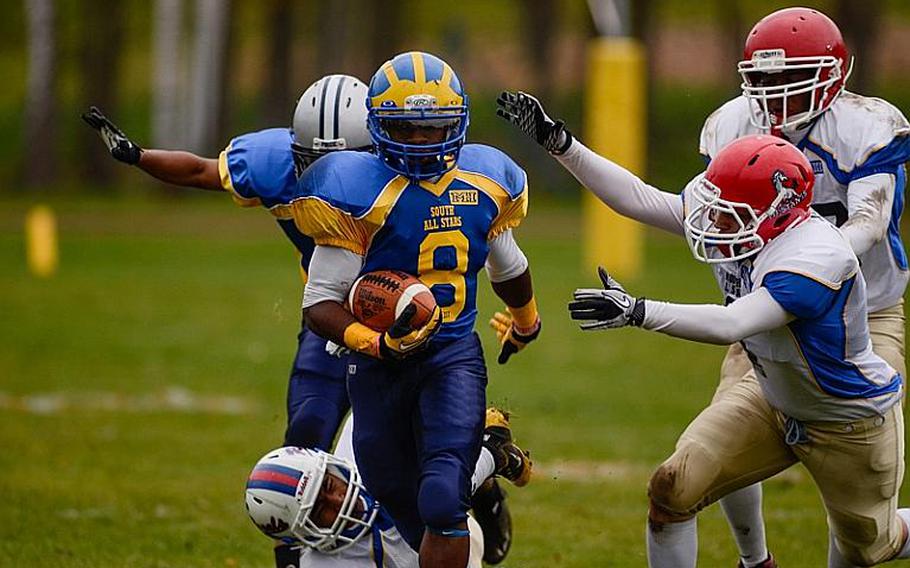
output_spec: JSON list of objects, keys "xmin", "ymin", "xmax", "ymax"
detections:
[
  {"xmin": 318, "ymin": 76, "xmax": 331, "ymax": 140},
  {"xmin": 332, "ymin": 75, "xmax": 347, "ymax": 141}
]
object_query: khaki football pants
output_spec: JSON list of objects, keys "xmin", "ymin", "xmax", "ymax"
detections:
[{"xmin": 649, "ymin": 374, "xmax": 906, "ymax": 565}]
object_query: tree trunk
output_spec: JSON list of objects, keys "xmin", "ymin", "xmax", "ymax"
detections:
[
  {"xmin": 261, "ymin": 0, "xmax": 293, "ymax": 127},
  {"xmin": 315, "ymin": 0, "xmax": 350, "ymax": 77},
  {"xmin": 520, "ymin": 0, "xmax": 558, "ymax": 98},
  {"xmin": 78, "ymin": 0, "xmax": 125, "ymax": 185},
  {"xmin": 364, "ymin": 0, "xmax": 403, "ymax": 78},
  {"xmin": 24, "ymin": 0, "xmax": 57, "ymax": 189},
  {"xmin": 716, "ymin": 0, "xmax": 745, "ymax": 91},
  {"xmin": 152, "ymin": 0, "xmax": 185, "ymax": 149},
  {"xmin": 835, "ymin": 0, "xmax": 882, "ymax": 93},
  {"xmin": 188, "ymin": 0, "xmax": 231, "ymax": 154}
]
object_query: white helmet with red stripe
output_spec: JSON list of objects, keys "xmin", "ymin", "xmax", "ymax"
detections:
[{"xmin": 244, "ymin": 447, "xmax": 377, "ymax": 553}]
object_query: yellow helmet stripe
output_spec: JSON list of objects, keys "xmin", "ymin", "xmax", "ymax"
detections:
[
  {"xmin": 382, "ymin": 62, "xmax": 398, "ymax": 88},
  {"xmin": 412, "ymin": 52, "xmax": 425, "ymax": 84},
  {"xmin": 440, "ymin": 64, "xmax": 453, "ymax": 90}
]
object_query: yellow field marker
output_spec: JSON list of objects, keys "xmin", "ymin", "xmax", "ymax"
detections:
[{"xmin": 25, "ymin": 204, "xmax": 58, "ymax": 277}]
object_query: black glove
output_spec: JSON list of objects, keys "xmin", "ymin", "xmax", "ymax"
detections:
[
  {"xmin": 496, "ymin": 90, "xmax": 573, "ymax": 155},
  {"xmin": 568, "ymin": 267, "xmax": 646, "ymax": 330},
  {"xmin": 81, "ymin": 106, "xmax": 143, "ymax": 165},
  {"xmin": 378, "ymin": 303, "xmax": 443, "ymax": 360},
  {"xmin": 489, "ymin": 310, "xmax": 541, "ymax": 364}
]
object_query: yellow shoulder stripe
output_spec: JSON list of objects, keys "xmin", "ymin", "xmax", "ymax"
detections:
[
  {"xmin": 218, "ymin": 149, "xmax": 261, "ymax": 208},
  {"xmin": 456, "ymin": 171, "xmax": 528, "ymax": 239},
  {"xmin": 287, "ymin": 176, "xmax": 411, "ymax": 256}
]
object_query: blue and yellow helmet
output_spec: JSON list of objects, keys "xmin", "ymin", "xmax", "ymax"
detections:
[{"xmin": 367, "ymin": 52, "xmax": 469, "ymax": 180}]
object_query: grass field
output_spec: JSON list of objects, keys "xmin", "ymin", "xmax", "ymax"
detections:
[{"xmin": 0, "ymin": 193, "xmax": 906, "ymax": 567}]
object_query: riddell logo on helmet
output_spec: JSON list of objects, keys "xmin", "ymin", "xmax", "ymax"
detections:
[
  {"xmin": 752, "ymin": 49, "xmax": 786, "ymax": 69},
  {"xmin": 405, "ymin": 94, "xmax": 438, "ymax": 110}
]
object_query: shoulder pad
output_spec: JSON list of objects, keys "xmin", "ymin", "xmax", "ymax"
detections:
[
  {"xmin": 457, "ymin": 144, "xmax": 527, "ymax": 200},
  {"xmin": 813, "ymin": 93, "xmax": 910, "ymax": 175},
  {"xmin": 223, "ymin": 128, "xmax": 296, "ymax": 204},
  {"xmin": 699, "ymin": 97, "xmax": 754, "ymax": 161},
  {"xmin": 753, "ymin": 216, "xmax": 857, "ymax": 289},
  {"xmin": 298, "ymin": 151, "xmax": 396, "ymax": 216}
]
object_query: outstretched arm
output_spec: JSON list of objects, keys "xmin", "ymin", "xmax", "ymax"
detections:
[
  {"xmin": 569, "ymin": 267, "xmax": 792, "ymax": 344},
  {"xmin": 496, "ymin": 91, "xmax": 686, "ymax": 235},
  {"xmin": 82, "ymin": 106, "xmax": 221, "ymax": 190},
  {"xmin": 136, "ymin": 150, "xmax": 221, "ymax": 190},
  {"xmin": 641, "ymin": 289, "xmax": 792, "ymax": 344},
  {"xmin": 555, "ymin": 141, "xmax": 686, "ymax": 235}
]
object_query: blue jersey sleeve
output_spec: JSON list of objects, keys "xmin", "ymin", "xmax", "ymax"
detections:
[
  {"xmin": 852, "ymin": 135, "xmax": 910, "ymax": 180},
  {"xmin": 456, "ymin": 144, "xmax": 528, "ymax": 238},
  {"xmin": 762, "ymin": 271, "xmax": 839, "ymax": 319},
  {"xmin": 218, "ymin": 128, "xmax": 297, "ymax": 208}
]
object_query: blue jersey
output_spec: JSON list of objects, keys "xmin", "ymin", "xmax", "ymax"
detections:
[
  {"xmin": 218, "ymin": 128, "xmax": 315, "ymax": 281},
  {"xmin": 295, "ymin": 144, "xmax": 528, "ymax": 342}
]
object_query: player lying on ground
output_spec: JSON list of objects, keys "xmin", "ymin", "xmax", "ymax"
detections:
[
  {"xmin": 82, "ymin": 72, "xmax": 523, "ymax": 566},
  {"xmin": 301, "ymin": 51, "xmax": 540, "ymax": 568},
  {"xmin": 501, "ymin": 89, "xmax": 910, "ymax": 567},
  {"xmin": 697, "ymin": 8, "xmax": 910, "ymax": 567},
  {"xmin": 246, "ymin": 408, "xmax": 529, "ymax": 568}
]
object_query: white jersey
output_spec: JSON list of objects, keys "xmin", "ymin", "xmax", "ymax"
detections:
[
  {"xmin": 707, "ymin": 214, "xmax": 902, "ymax": 421},
  {"xmin": 700, "ymin": 92, "xmax": 910, "ymax": 312}
]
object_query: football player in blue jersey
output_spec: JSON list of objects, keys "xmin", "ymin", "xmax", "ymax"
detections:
[
  {"xmin": 83, "ymin": 75, "xmax": 369, "ymax": 456},
  {"xmin": 298, "ymin": 52, "xmax": 539, "ymax": 568},
  {"xmin": 83, "ymin": 74, "xmax": 371, "ymax": 568},
  {"xmin": 83, "ymin": 70, "xmax": 528, "ymax": 567}
]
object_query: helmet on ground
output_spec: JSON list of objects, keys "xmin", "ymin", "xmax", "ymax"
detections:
[{"xmin": 245, "ymin": 447, "xmax": 378, "ymax": 553}]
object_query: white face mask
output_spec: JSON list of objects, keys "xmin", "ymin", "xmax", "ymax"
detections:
[
  {"xmin": 684, "ymin": 177, "xmax": 766, "ymax": 264},
  {"xmin": 738, "ymin": 51, "xmax": 851, "ymax": 131}
]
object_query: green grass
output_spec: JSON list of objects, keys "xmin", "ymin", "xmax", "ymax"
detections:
[{"xmin": 0, "ymin": 195, "xmax": 904, "ymax": 566}]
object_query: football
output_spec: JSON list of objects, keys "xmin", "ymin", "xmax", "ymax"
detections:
[{"xmin": 347, "ymin": 270, "xmax": 437, "ymax": 332}]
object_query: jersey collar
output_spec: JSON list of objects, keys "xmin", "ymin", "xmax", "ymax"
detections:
[{"xmin": 416, "ymin": 166, "xmax": 459, "ymax": 196}]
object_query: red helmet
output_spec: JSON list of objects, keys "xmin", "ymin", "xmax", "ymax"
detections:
[
  {"xmin": 738, "ymin": 8, "xmax": 851, "ymax": 132},
  {"xmin": 684, "ymin": 135, "xmax": 814, "ymax": 263}
]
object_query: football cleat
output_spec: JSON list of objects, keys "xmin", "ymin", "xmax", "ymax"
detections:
[
  {"xmin": 737, "ymin": 554, "xmax": 778, "ymax": 568},
  {"xmin": 483, "ymin": 407, "xmax": 532, "ymax": 487},
  {"xmin": 471, "ymin": 478, "xmax": 512, "ymax": 565}
]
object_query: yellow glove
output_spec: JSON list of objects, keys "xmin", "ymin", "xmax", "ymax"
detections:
[
  {"xmin": 379, "ymin": 303, "xmax": 443, "ymax": 360},
  {"xmin": 489, "ymin": 301, "xmax": 540, "ymax": 364},
  {"xmin": 343, "ymin": 303, "xmax": 442, "ymax": 360}
]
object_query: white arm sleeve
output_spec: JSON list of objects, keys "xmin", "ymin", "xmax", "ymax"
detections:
[
  {"xmin": 555, "ymin": 140, "xmax": 686, "ymax": 235},
  {"xmin": 484, "ymin": 230, "xmax": 529, "ymax": 283},
  {"xmin": 302, "ymin": 246, "xmax": 365, "ymax": 308},
  {"xmin": 641, "ymin": 287, "xmax": 793, "ymax": 344},
  {"xmin": 841, "ymin": 173, "xmax": 895, "ymax": 256}
]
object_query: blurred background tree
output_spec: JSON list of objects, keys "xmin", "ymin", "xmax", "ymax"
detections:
[{"xmin": 8, "ymin": 0, "xmax": 910, "ymax": 195}]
